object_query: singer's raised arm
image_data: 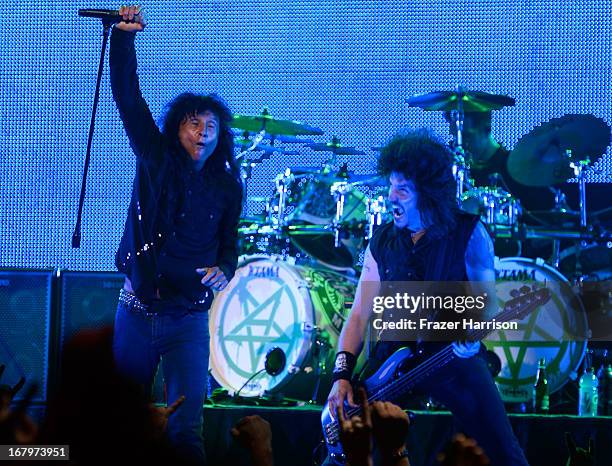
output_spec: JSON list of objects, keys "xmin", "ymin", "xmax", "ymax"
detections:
[{"xmin": 109, "ymin": 26, "xmax": 163, "ymax": 161}]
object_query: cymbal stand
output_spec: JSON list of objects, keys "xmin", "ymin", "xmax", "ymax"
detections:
[
  {"xmin": 548, "ymin": 187, "xmax": 570, "ymax": 268},
  {"xmin": 449, "ymin": 86, "xmax": 469, "ymax": 200},
  {"xmin": 274, "ymin": 168, "xmax": 293, "ymax": 230},
  {"xmin": 331, "ymin": 181, "xmax": 351, "ymax": 247},
  {"xmin": 568, "ymin": 150, "xmax": 592, "ymax": 278}
]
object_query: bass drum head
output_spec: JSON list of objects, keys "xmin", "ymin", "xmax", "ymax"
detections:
[
  {"xmin": 484, "ymin": 257, "xmax": 588, "ymax": 403},
  {"xmin": 209, "ymin": 255, "xmax": 357, "ymax": 399}
]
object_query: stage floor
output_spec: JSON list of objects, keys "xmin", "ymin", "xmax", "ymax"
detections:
[{"xmin": 203, "ymin": 404, "xmax": 612, "ymax": 466}]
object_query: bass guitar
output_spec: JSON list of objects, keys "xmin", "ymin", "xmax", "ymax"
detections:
[{"xmin": 321, "ymin": 285, "xmax": 551, "ymax": 464}]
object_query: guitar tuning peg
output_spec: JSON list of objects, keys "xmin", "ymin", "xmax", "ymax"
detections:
[{"xmin": 509, "ymin": 289, "xmax": 520, "ymax": 298}]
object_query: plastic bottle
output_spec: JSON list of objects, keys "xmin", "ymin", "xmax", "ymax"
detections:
[
  {"xmin": 599, "ymin": 364, "xmax": 612, "ymax": 416},
  {"xmin": 578, "ymin": 367, "xmax": 599, "ymax": 416},
  {"xmin": 533, "ymin": 358, "xmax": 549, "ymax": 413}
]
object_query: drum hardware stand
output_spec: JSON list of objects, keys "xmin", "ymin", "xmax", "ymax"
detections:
[
  {"xmin": 365, "ymin": 195, "xmax": 386, "ymax": 241},
  {"xmin": 331, "ymin": 182, "xmax": 351, "ymax": 248},
  {"xmin": 309, "ymin": 329, "xmax": 333, "ymax": 404},
  {"xmin": 548, "ymin": 187, "xmax": 571, "ymax": 268},
  {"xmin": 273, "ymin": 168, "xmax": 294, "ymax": 230}
]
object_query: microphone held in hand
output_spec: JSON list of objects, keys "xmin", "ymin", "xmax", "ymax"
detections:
[{"xmin": 78, "ymin": 9, "xmax": 138, "ymax": 24}]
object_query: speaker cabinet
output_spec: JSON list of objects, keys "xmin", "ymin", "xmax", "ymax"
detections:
[{"xmin": 0, "ymin": 270, "xmax": 53, "ymax": 402}]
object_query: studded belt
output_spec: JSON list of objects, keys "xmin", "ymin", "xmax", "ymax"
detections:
[{"xmin": 118, "ymin": 288, "xmax": 157, "ymax": 316}]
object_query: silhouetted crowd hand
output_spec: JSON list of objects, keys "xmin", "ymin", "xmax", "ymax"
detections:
[
  {"xmin": 564, "ymin": 433, "xmax": 594, "ymax": 466},
  {"xmin": 336, "ymin": 387, "xmax": 374, "ymax": 466},
  {"xmin": 0, "ymin": 365, "xmax": 38, "ymax": 446},
  {"xmin": 231, "ymin": 414, "xmax": 274, "ymax": 466},
  {"xmin": 336, "ymin": 387, "xmax": 411, "ymax": 466},
  {"xmin": 437, "ymin": 433, "xmax": 490, "ymax": 466}
]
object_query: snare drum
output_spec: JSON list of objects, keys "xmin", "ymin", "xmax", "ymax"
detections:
[
  {"xmin": 209, "ymin": 255, "xmax": 361, "ymax": 401},
  {"xmin": 484, "ymin": 257, "xmax": 588, "ymax": 403}
]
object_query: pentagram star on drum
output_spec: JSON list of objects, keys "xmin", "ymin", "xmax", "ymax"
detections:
[{"xmin": 222, "ymin": 281, "xmax": 295, "ymax": 373}]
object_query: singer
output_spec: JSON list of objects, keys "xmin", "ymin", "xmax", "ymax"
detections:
[{"xmin": 109, "ymin": 6, "xmax": 242, "ymax": 464}]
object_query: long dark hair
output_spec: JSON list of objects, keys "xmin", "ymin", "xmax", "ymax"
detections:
[
  {"xmin": 160, "ymin": 92, "xmax": 238, "ymax": 177},
  {"xmin": 377, "ymin": 128, "xmax": 458, "ymax": 236}
]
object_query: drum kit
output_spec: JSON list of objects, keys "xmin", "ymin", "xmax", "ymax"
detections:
[{"xmin": 209, "ymin": 91, "xmax": 612, "ymax": 406}]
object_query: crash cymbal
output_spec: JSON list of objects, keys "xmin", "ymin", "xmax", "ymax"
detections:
[
  {"xmin": 268, "ymin": 134, "xmax": 316, "ymax": 144},
  {"xmin": 406, "ymin": 89, "xmax": 515, "ymax": 112},
  {"xmin": 234, "ymin": 138, "xmax": 286, "ymax": 155},
  {"xmin": 307, "ymin": 136, "xmax": 366, "ymax": 155},
  {"xmin": 348, "ymin": 174, "xmax": 387, "ymax": 187},
  {"xmin": 508, "ymin": 114, "xmax": 611, "ymax": 187},
  {"xmin": 232, "ymin": 108, "xmax": 324, "ymax": 136}
]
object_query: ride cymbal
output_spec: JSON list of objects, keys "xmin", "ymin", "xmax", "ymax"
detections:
[{"xmin": 508, "ymin": 114, "xmax": 611, "ymax": 187}]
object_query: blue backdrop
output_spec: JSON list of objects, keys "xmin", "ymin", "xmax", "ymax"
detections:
[{"xmin": 1, "ymin": 0, "xmax": 610, "ymax": 270}]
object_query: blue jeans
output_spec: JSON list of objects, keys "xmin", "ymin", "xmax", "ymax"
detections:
[{"xmin": 113, "ymin": 301, "xmax": 209, "ymax": 465}]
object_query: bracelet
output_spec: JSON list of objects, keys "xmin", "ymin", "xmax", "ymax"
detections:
[
  {"xmin": 383, "ymin": 448, "xmax": 410, "ymax": 461},
  {"xmin": 332, "ymin": 351, "xmax": 356, "ymax": 382}
]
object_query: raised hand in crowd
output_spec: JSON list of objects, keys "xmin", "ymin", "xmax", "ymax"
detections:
[
  {"xmin": 565, "ymin": 432, "xmax": 594, "ymax": 466},
  {"xmin": 370, "ymin": 400, "xmax": 410, "ymax": 466},
  {"xmin": 149, "ymin": 395, "xmax": 186, "ymax": 439},
  {"xmin": 231, "ymin": 415, "xmax": 273, "ymax": 466},
  {"xmin": 437, "ymin": 433, "xmax": 490, "ymax": 466},
  {"xmin": 335, "ymin": 387, "xmax": 373, "ymax": 466},
  {"xmin": 0, "ymin": 368, "xmax": 38, "ymax": 446}
]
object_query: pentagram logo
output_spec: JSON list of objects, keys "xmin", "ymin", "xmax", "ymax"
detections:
[
  {"xmin": 218, "ymin": 272, "xmax": 302, "ymax": 379},
  {"xmin": 486, "ymin": 275, "xmax": 586, "ymax": 401}
]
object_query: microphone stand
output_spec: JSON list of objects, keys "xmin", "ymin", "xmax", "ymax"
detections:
[{"xmin": 71, "ymin": 18, "xmax": 114, "ymax": 247}]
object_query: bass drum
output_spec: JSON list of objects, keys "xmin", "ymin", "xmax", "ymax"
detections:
[
  {"xmin": 484, "ymin": 257, "xmax": 589, "ymax": 403},
  {"xmin": 209, "ymin": 255, "xmax": 361, "ymax": 401}
]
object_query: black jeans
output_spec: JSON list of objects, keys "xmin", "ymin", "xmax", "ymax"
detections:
[{"xmin": 419, "ymin": 353, "xmax": 529, "ymax": 466}]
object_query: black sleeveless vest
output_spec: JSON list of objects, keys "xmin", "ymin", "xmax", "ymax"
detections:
[{"xmin": 369, "ymin": 211, "xmax": 479, "ymax": 282}]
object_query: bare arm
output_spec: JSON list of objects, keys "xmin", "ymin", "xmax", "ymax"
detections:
[
  {"xmin": 465, "ymin": 221, "xmax": 497, "ymax": 320},
  {"xmin": 328, "ymin": 246, "xmax": 380, "ymax": 411},
  {"xmin": 338, "ymin": 245, "xmax": 381, "ymax": 356}
]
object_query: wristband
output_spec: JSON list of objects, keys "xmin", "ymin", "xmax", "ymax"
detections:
[{"xmin": 332, "ymin": 351, "xmax": 356, "ymax": 382}]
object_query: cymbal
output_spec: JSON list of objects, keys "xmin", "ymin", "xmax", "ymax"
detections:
[
  {"xmin": 508, "ymin": 114, "xmax": 611, "ymax": 187},
  {"xmin": 307, "ymin": 136, "xmax": 365, "ymax": 155},
  {"xmin": 269, "ymin": 134, "xmax": 316, "ymax": 144},
  {"xmin": 406, "ymin": 89, "xmax": 515, "ymax": 112},
  {"xmin": 526, "ymin": 209, "xmax": 581, "ymax": 227},
  {"xmin": 348, "ymin": 174, "xmax": 387, "ymax": 187},
  {"xmin": 232, "ymin": 108, "xmax": 323, "ymax": 136},
  {"xmin": 234, "ymin": 138, "xmax": 285, "ymax": 155}
]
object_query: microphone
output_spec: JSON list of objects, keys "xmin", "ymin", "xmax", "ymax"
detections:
[{"xmin": 78, "ymin": 9, "xmax": 138, "ymax": 24}]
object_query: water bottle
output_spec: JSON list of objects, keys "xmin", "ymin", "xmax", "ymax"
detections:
[
  {"xmin": 578, "ymin": 367, "xmax": 599, "ymax": 416},
  {"xmin": 600, "ymin": 364, "xmax": 612, "ymax": 416}
]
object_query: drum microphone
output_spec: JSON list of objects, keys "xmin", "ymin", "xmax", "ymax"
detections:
[{"xmin": 78, "ymin": 9, "xmax": 136, "ymax": 23}]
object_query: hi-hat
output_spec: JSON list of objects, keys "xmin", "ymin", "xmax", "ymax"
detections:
[
  {"xmin": 406, "ymin": 89, "xmax": 515, "ymax": 112},
  {"xmin": 232, "ymin": 108, "xmax": 323, "ymax": 136},
  {"xmin": 508, "ymin": 114, "xmax": 611, "ymax": 187}
]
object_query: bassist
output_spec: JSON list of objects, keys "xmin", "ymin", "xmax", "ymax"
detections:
[{"xmin": 326, "ymin": 129, "xmax": 529, "ymax": 466}]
